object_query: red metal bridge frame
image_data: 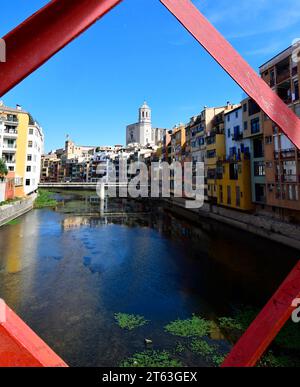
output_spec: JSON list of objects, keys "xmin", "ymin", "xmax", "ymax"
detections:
[{"xmin": 0, "ymin": 0, "xmax": 299, "ymax": 367}]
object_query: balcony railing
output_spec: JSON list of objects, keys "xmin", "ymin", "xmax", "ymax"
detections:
[
  {"xmin": 3, "ymin": 144, "xmax": 17, "ymax": 150},
  {"xmin": 276, "ymin": 69, "xmax": 290, "ymax": 84},
  {"xmin": 274, "ymin": 149, "xmax": 296, "ymax": 159},
  {"xmin": 3, "ymin": 128, "xmax": 18, "ymax": 135}
]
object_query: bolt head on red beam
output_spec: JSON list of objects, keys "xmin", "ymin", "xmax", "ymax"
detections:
[
  {"xmin": 0, "ymin": 0, "xmax": 123, "ymax": 97},
  {"xmin": 160, "ymin": 0, "xmax": 300, "ymax": 150}
]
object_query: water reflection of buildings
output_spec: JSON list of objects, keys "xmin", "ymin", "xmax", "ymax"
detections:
[{"xmin": 0, "ymin": 211, "xmax": 40, "ymax": 309}]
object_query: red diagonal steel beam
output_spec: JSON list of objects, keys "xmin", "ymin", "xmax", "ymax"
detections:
[
  {"xmin": 0, "ymin": 299, "xmax": 68, "ymax": 367},
  {"xmin": 222, "ymin": 261, "xmax": 300, "ymax": 367},
  {"xmin": 0, "ymin": 0, "xmax": 123, "ymax": 97},
  {"xmin": 160, "ymin": 0, "xmax": 300, "ymax": 150}
]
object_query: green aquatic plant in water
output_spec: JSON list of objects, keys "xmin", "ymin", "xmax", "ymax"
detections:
[
  {"xmin": 174, "ymin": 343, "xmax": 186, "ymax": 354},
  {"xmin": 220, "ymin": 308, "xmax": 300, "ymax": 351},
  {"xmin": 190, "ymin": 339, "xmax": 227, "ymax": 366},
  {"xmin": 165, "ymin": 315, "xmax": 213, "ymax": 338},
  {"xmin": 190, "ymin": 339, "xmax": 216, "ymax": 357},
  {"xmin": 114, "ymin": 313, "xmax": 149, "ymax": 330},
  {"xmin": 34, "ymin": 190, "xmax": 58, "ymax": 209},
  {"xmin": 218, "ymin": 317, "xmax": 243, "ymax": 331},
  {"xmin": 120, "ymin": 350, "xmax": 183, "ymax": 367},
  {"xmin": 6, "ymin": 218, "xmax": 21, "ymax": 226},
  {"xmin": 258, "ymin": 351, "xmax": 300, "ymax": 368}
]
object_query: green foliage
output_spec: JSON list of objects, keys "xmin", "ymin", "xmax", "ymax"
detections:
[
  {"xmin": 120, "ymin": 350, "xmax": 183, "ymax": 368},
  {"xmin": 165, "ymin": 315, "xmax": 213, "ymax": 338},
  {"xmin": 0, "ymin": 197, "xmax": 21, "ymax": 207},
  {"xmin": 220, "ymin": 308, "xmax": 300, "ymax": 351},
  {"xmin": 190, "ymin": 339, "xmax": 215, "ymax": 356},
  {"xmin": 212, "ymin": 354, "xmax": 227, "ymax": 367},
  {"xmin": 275, "ymin": 321, "xmax": 300, "ymax": 350},
  {"xmin": 114, "ymin": 313, "xmax": 149, "ymax": 330},
  {"xmin": 218, "ymin": 317, "xmax": 243, "ymax": 330},
  {"xmin": 257, "ymin": 351, "xmax": 300, "ymax": 368},
  {"xmin": 174, "ymin": 343, "xmax": 186, "ymax": 354},
  {"xmin": 190, "ymin": 339, "xmax": 227, "ymax": 367},
  {"xmin": 0, "ymin": 159, "xmax": 8, "ymax": 179},
  {"xmin": 34, "ymin": 190, "xmax": 58, "ymax": 209},
  {"xmin": 6, "ymin": 218, "xmax": 21, "ymax": 225}
]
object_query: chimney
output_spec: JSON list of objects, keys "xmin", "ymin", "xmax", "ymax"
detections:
[{"xmin": 16, "ymin": 104, "xmax": 22, "ymax": 111}]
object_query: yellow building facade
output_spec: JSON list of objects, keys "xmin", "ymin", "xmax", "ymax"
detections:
[
  {"xmin": 216, "ymin": 156, "xmax": 254, "ymax": 211},
  {"xmin": 206, "ymin": 104, "xmax": 240, "ymax": 203},
  {"xmin": 213, "ymin": 106, "xmax": 254, "ymax": 211},
  {"xmin": 0, "ymin": 103, "xmax": 44, "ymax": 197}
]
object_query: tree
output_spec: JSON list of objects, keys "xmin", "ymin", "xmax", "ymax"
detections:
[{"xmin": 0, "ymin": 159, "xmax": 8, "ymax": 181}]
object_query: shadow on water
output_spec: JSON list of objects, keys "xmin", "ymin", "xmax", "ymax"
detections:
[{"xmin": 0, "ymin": 190, "xmax": 298, "ymax": 366}]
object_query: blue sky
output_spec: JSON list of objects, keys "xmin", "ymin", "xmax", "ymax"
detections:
[{"xmin": 1, "ymin": 0, "xmax": 299, "ymax": 151}]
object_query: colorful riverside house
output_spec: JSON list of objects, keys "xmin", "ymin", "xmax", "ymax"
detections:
[
  {"xmin": 205, "ymin": 103, "xmax": 239, "ymax": 203},
  {"xmin": 242, "ymin": 98, "xmax": 266, "ymax": 207},
  {"xmin": 0, "ymin": 102, "xmax": 44, "ymax": 197},
  {"xmin": 170, "ymin": 124, "xmax": 186, "ymax": 162},
  {"xmin": 216, "ymin": 106, "xmax": 254, "ymax": 211},
  {"xmin": 259, "ymin": 46, "xmax": 300, "ymax": 221}
]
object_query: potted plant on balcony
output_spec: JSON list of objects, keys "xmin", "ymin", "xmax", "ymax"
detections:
[{"xmin": 0, "ymin": 159, "xmax": 8, "ymax": 181}]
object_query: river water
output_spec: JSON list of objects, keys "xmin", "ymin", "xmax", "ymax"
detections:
[{"xmin": 0, "ymin": 191, "xmax": 298, "ymax": 366}]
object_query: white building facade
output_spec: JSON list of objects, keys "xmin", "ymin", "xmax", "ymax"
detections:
[
  {"xmin": 224, "ymin": 106, "xmax": 251, "ymax": 159},
  {"xmin": 25, "ymin": 121, "xmax": 44, "ymax": 195},
  {"xmin": 126, "ymin": 102, "xmax": 166, "ymax": 147}
]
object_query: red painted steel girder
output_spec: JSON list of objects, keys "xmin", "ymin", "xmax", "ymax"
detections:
[
  {"xmin": 221, "ymin": 261, "xmax": 300, "ymax": 367},
  {"xmin": 0, "ymin": 300, "xmax": 67, "ymax": 367},
  {"xmin": 0, "ymin": 0, "xmax": 123, "ymax": 97},
  {"xmin": 160, "ymin": 0, "xmax": 300, "ymax": 150}
]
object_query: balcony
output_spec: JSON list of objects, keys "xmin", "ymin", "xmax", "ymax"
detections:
[
  {"xmin": 276, "ymin": 69, "xmax": 290, "ymax": 84},
  {"xmin": 4, "ymin": 119, "xmax": 18, "ymax": 127},
  {"xmin": 232, "ymin": 133, "xmax": 243, "ymax": 141},
  {"xmin": 276, "ymin": 58, "xmax": 291, "ymax": 84},
  {"xmin": 2, "ymin": 143, "xmax": 17, "ymax": 152},
  {"xmin": 284, "ymin": 174, "xmax": 298, "ymax": 183},
  {"xmin": 274, "ymin": 149, "xmax": 296, "ymax": 159},
  {"xmin": 3, "ymin": 128, "xmax": 18, "ymax": 137}
]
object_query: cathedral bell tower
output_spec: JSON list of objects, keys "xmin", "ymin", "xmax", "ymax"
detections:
[{"xmin": 139, "ymin": 101, "xmax": 151, "ymax": 124}]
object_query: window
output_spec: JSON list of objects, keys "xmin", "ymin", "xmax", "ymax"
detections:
[
  {"xmin": 28, "ymin": 141, "xmax": 33, "ymax": 148},
  {"xmin": 236, "ymin": 186, "xmax": 241, "ymax": 207},
  {"xmin": 227, "ymin": 129, "xmax": 231, "ymax": 138},
  {"xmin": 244, "ymin": 121, "xmax": 248, "ymax": 131},
  {"xmin": 29, "ymin": 128, "xmax": 34, "ymax": 135},
  {"xmin": 253, "ymin": 138, "xmax": 264, "ymax": 158},
  {"xmin": 206, "ymin": 150, "xmax": 216, "ymax": 159},
  {"xmin": 248, "ymin": 99, "xmax": 261, "ymax": 116},
  {"xmin": 270, "ymin": 70, "xmax": 275, "ymax": 87},
  {"xmin": 251, "ymin": 117, "xmax": 260, "ymax": 134},
  {"xmin": 227, "ymin": 186, "xmax": 231, "ymax": 205},
  {"xmin": 26, "ymin": 179, "xmax": 30, "ymax": 186},
  {"xmin": 265, "ymin": 136, "xmax": 272, "ymax": 145},
  {"xmin": 235, "ymin": 111, "xmax": 239, "ymax": 118},
  {"xmin": 243, "ymin": 103, "xmax": 247, "ymax": 112},
  {"xmin": 227, "ymin": 115, "xmax": 230, "ymax": 122},
  {"xmin": 229, "ymin": 163, "xmax": 238, "ymax": 180},
  {"xmin": 294, "ymin": 80, "xmax": 299, "ymax": 101},
  {"xmin": 255, "ymin": 184, "xmax": 266, "ymax": 203},
  {"xmin": 27, "ymin": 154, "xmax": 32, "ymax": 161},
  {"xmin": 254, "ymin": 161, "xmax": 265, "ymax": 176}
]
